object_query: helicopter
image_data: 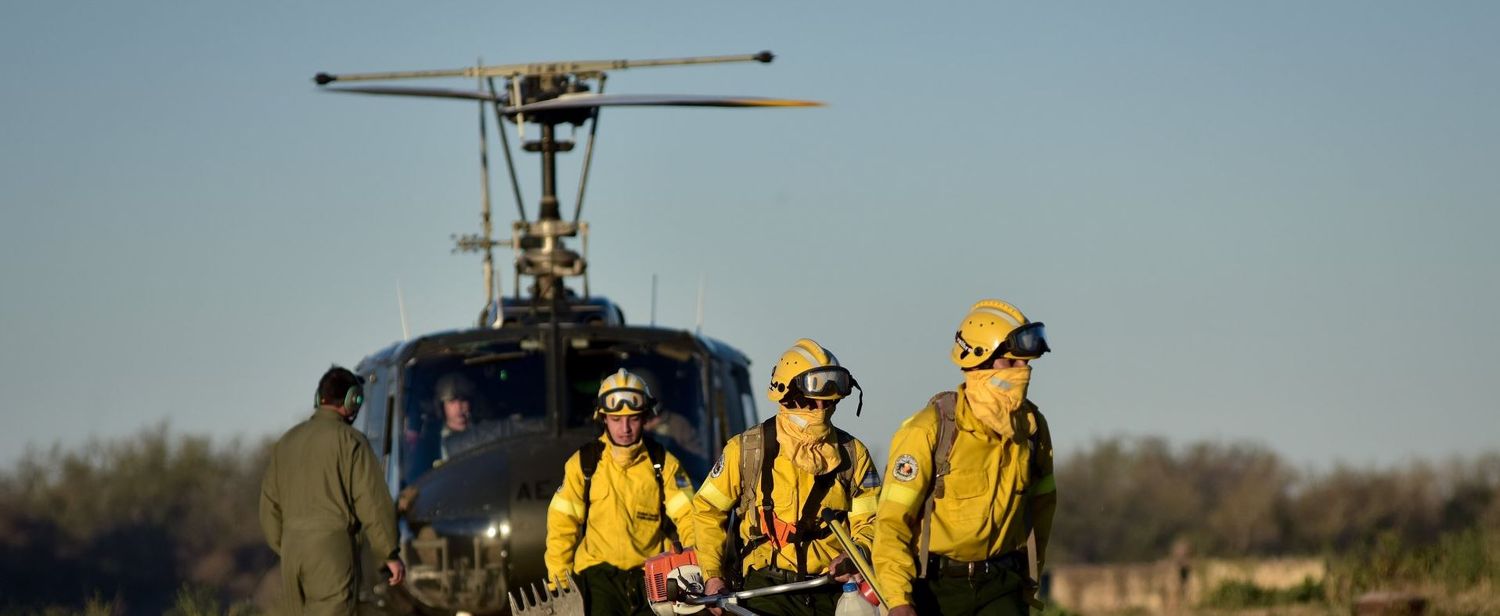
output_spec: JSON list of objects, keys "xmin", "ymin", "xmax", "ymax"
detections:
[{"xmin": 312, "ymin": 51, "xmax": 820, "ymax": 615}]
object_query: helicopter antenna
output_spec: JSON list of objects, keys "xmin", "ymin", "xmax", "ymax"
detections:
[
  {"xmin": 572, "ymin": 73, "xmax": 606, "ymax": 224},
  {"xmin": 397, "ymin": 278, "xmax": 411, "ymax": 341},
  {"xmin": 650, "ymin": 273, "xmax": 658, "ymax": 327},
  {"xmin": 486, "ymin": 77, "xmax": 526, "ymax": 223},
  {"xmin": 695, "ymin": 274, "xmax": 705, "ymax": 335}
]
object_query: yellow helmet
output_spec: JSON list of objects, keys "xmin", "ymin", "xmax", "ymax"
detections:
[
  {"xmin": 768, "ymin": 339, "xmax": 863, "ymax": 415},
  {"xmin": 950, "ymin": 299, "xmax": 1051, "ymax": 368},
  {"xmin": 595, "ymin": 368, "xmax": 656, "ymax": 419}
]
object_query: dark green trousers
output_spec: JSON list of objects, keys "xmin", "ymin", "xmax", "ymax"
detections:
[
  {"xmin": 739, "ymin": 568, "xmax": 842, "ymax": 616},
  {"xmin": 911, "ymin": 569, "xmax": 1027, "ymax": 616},
  {"xmin": 279, "ymin": 530, "xmax": 358, "ymax": 616},
  {"xmin": 577, "ymin": 563, "xmax": 650, "ymax": 616}
]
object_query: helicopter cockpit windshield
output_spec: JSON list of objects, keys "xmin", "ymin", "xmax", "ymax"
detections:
[
  {"xmin": 564, "ymin": 337, "xmax": 710, "ymax": 477},
  {"xmin": 401, "ymin": 343, "xmax": 549, "ymax": 481},
  {"xmin": 399, "ymin": 335, "xmax": 712, "ymax": 483}
]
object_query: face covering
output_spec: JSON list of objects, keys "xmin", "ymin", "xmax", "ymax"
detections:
[
  {"xmin": 607, "ymin": 435, "xmax": 644, "ymax": 466},
  {"xmin": 774, "ymin": 405, "xmax": 840, "ymax": 475},
  {"xmin": 962, "ymin": 365, "xmax": 1034, "ymax": 443}
]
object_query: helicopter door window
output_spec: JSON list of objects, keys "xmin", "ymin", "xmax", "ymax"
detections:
[
  {"xmin": 400, "ymin": 346, "xmax": 547, "ymax": 483},
  {"xmin": 730, "ymin": 364, "xmax": 759, "ymax": 430}
]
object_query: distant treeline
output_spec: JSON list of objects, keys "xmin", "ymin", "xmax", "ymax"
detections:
[
  {"xmin": 1050, "ymin": 437, "xmax": 1499, "ymax": 564},
  {"xmin": 1, "ymin": 428, "xmax": 1496, "ymax": 613},
  {"xmin": 0, "ymin": 426, "xmax": 274, "ymax": 614}
]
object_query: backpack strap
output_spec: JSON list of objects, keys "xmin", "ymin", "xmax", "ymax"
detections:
[
  {"xmin": 644, "ymin": 437, "xmax": 680, "ymax": 548},
  {"xmin": 835, "ymin": 430, "xmax": 860, "ymax": 490},
  {"xmin": 758, "ymin": 418, "xmax": 780, "ymax": 563},
  {"xmin": 917, "ymin": 391, "xmax": 958, "ymax": 578},
  {"xmin": 737, "ymin": 418, "xmax": 861, "ymax": 576},
  {"xmin": 577, "ymin": 440, "xmax": 606, "ymax": 540},
  {"xmin": 736, "ymin": 419, "xmax": 771, "ymax": 537}
]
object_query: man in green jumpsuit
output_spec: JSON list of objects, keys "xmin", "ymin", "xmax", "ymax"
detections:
[{"xmin": 260, "ymin": 366, "xmax": 405, "ymax": 615}]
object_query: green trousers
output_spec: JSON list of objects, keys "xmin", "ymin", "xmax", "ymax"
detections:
[
  {"xmin": 279, "ymin": 530, "xmax": 358, "ymax": 616},
  {"xmin": 738, "ymin": 568, "xmax": 842, "ymax": 616},
  {"xmin": 578, "ymin": 563, "xmax": 650, "ymax": 616},
  {"xmin": 911, "ymin": 569, "xmax": 1027, "ymax": 616}
]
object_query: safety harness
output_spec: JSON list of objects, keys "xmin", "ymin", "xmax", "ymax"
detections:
[
  {"xmin": 916, "ymin": 392, "xmax": 1043, "ymax": 579},
  {"xmin": 735, "ymin": 418, "xmax": 860, "ymax": 577},
  {"xmin": 576, "ymin": 437, "xmax": 678, "ymax": 546}
]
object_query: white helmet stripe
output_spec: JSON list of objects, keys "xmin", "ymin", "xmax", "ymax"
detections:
[
  {"xmin": 972, "ymin": 306, "xmax": 1023, "ymax": 327},
  {"xmin": 789, "ymin": 345, "xmax": 822, "ymax": 366}
]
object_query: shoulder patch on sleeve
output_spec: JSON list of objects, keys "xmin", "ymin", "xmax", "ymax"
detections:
[
  {"xmin": 893, "ymin": 454, "xmax": 919, "ymax": 482},
  {"xmin": 709, "ymin": 454, "xmax": 725, "ymax": 478},
  {"xmin": 860, "ymin": 466, "xmax": 881, "ymax": 489}
]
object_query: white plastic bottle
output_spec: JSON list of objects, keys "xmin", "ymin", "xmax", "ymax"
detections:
[{"xmin": 835, "ymin": 581, "xmax": 876, "ymax": 616}]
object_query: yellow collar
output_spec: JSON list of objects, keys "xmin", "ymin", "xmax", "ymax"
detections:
[{"xmin": 952, "ymin": 383, "xmax": 1034, "ymax": 439}]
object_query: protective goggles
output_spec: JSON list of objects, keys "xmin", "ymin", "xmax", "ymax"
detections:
[
  {"xmin": 791, "ymin": 366, "xmax": 856, "ymax": 399},
  {"xmin": 997, "ymin": 322, "xmax": 1050, "ymax": 359},
  {"xmin": 597, "ymin": 388, "xmax": 655, "ymax": 413}
]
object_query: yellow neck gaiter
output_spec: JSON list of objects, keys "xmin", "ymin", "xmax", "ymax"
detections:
[
  {"xmin": 962, "ymin": 366, "xmax": 1033, "ymax": 443},
  {"xmin": 607, "ymin": 437, "xmax": 644, "ymax": 467},
  {"xmin": 774, "ymin": 408, "xmax": 839, "ymax": 475}
]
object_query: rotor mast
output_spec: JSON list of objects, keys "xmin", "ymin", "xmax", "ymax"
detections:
[{"xmin": 313, "ymin": 50, "xmax": 817, "ymax": 324}]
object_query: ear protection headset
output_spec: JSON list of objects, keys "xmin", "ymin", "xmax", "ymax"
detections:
[{"xmin": 316, "ymin": 376, "xmax": 365, "ymax": 413}]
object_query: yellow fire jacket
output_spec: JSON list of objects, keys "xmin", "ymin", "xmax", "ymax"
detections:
[
  {"xmin": 545, "ymin": 436, "xmax": 698, "ymax": 578},
  {"xmin": 871, "ymin": 386, "xmax": 1057, "ymax": 608},
  {"xmin": 691, "ymin": 429, "xmax": 881, "ymax": 580}
]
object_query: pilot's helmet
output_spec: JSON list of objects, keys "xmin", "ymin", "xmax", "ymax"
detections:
[{"xmin": 435, "ymin": 373, "xmax": 478, "ymax": 403}]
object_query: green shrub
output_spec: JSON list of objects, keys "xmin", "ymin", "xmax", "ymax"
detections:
[{"xmin": 1198, "ymin": 576, "xmax": 1325, "ymax": 609}]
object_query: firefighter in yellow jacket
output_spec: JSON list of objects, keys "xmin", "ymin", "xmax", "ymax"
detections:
[
  {"xmin": 693, "ymin": 339, "xmax": 881, "ymax": 616},
  {"xmin": 873, "ymin": 300, "xmax": 1057, "ymax": 616},
  {"xmin": 545, "ymin": 368, "xmax": 697, "ymax": 615}
]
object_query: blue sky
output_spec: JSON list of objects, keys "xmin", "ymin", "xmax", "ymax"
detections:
[{"xmin": 2, "ymin": 1, "xmax": 1496, "ymax": 470}]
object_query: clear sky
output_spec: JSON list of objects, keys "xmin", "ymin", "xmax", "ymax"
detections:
[{"xmin": 2, "ymin": 1, "xmax": 1496, "ymax": 470}]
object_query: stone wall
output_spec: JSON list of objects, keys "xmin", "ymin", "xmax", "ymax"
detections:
[{"xmin": 1046, "ymin": 557, "xmax": 1326, "ymax": 614}]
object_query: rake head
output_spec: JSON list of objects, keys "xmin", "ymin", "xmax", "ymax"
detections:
[{"xmin": 509, "ymin": 574, "xmax": 584, "ymax": 616}]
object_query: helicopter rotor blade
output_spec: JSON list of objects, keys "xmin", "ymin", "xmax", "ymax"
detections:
[
  {"xmin": 313, "ymin": 51, "xmax": 774, "ymax": 85},
  {"xmin": 508, "ymin": 93, "xmax": 823, "ymax": 113},
  {"xmin": 320, "ymin": 85, "xmax": 503, "ymax": 102},
  {"xmin": 319, "ymin": 87, "xmax": 822, "ymax": 114}
]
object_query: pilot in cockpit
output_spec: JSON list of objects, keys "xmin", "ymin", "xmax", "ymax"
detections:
[{"xmin": 434, "ymin": 373, "xmax": 479, "ymax": 460}]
